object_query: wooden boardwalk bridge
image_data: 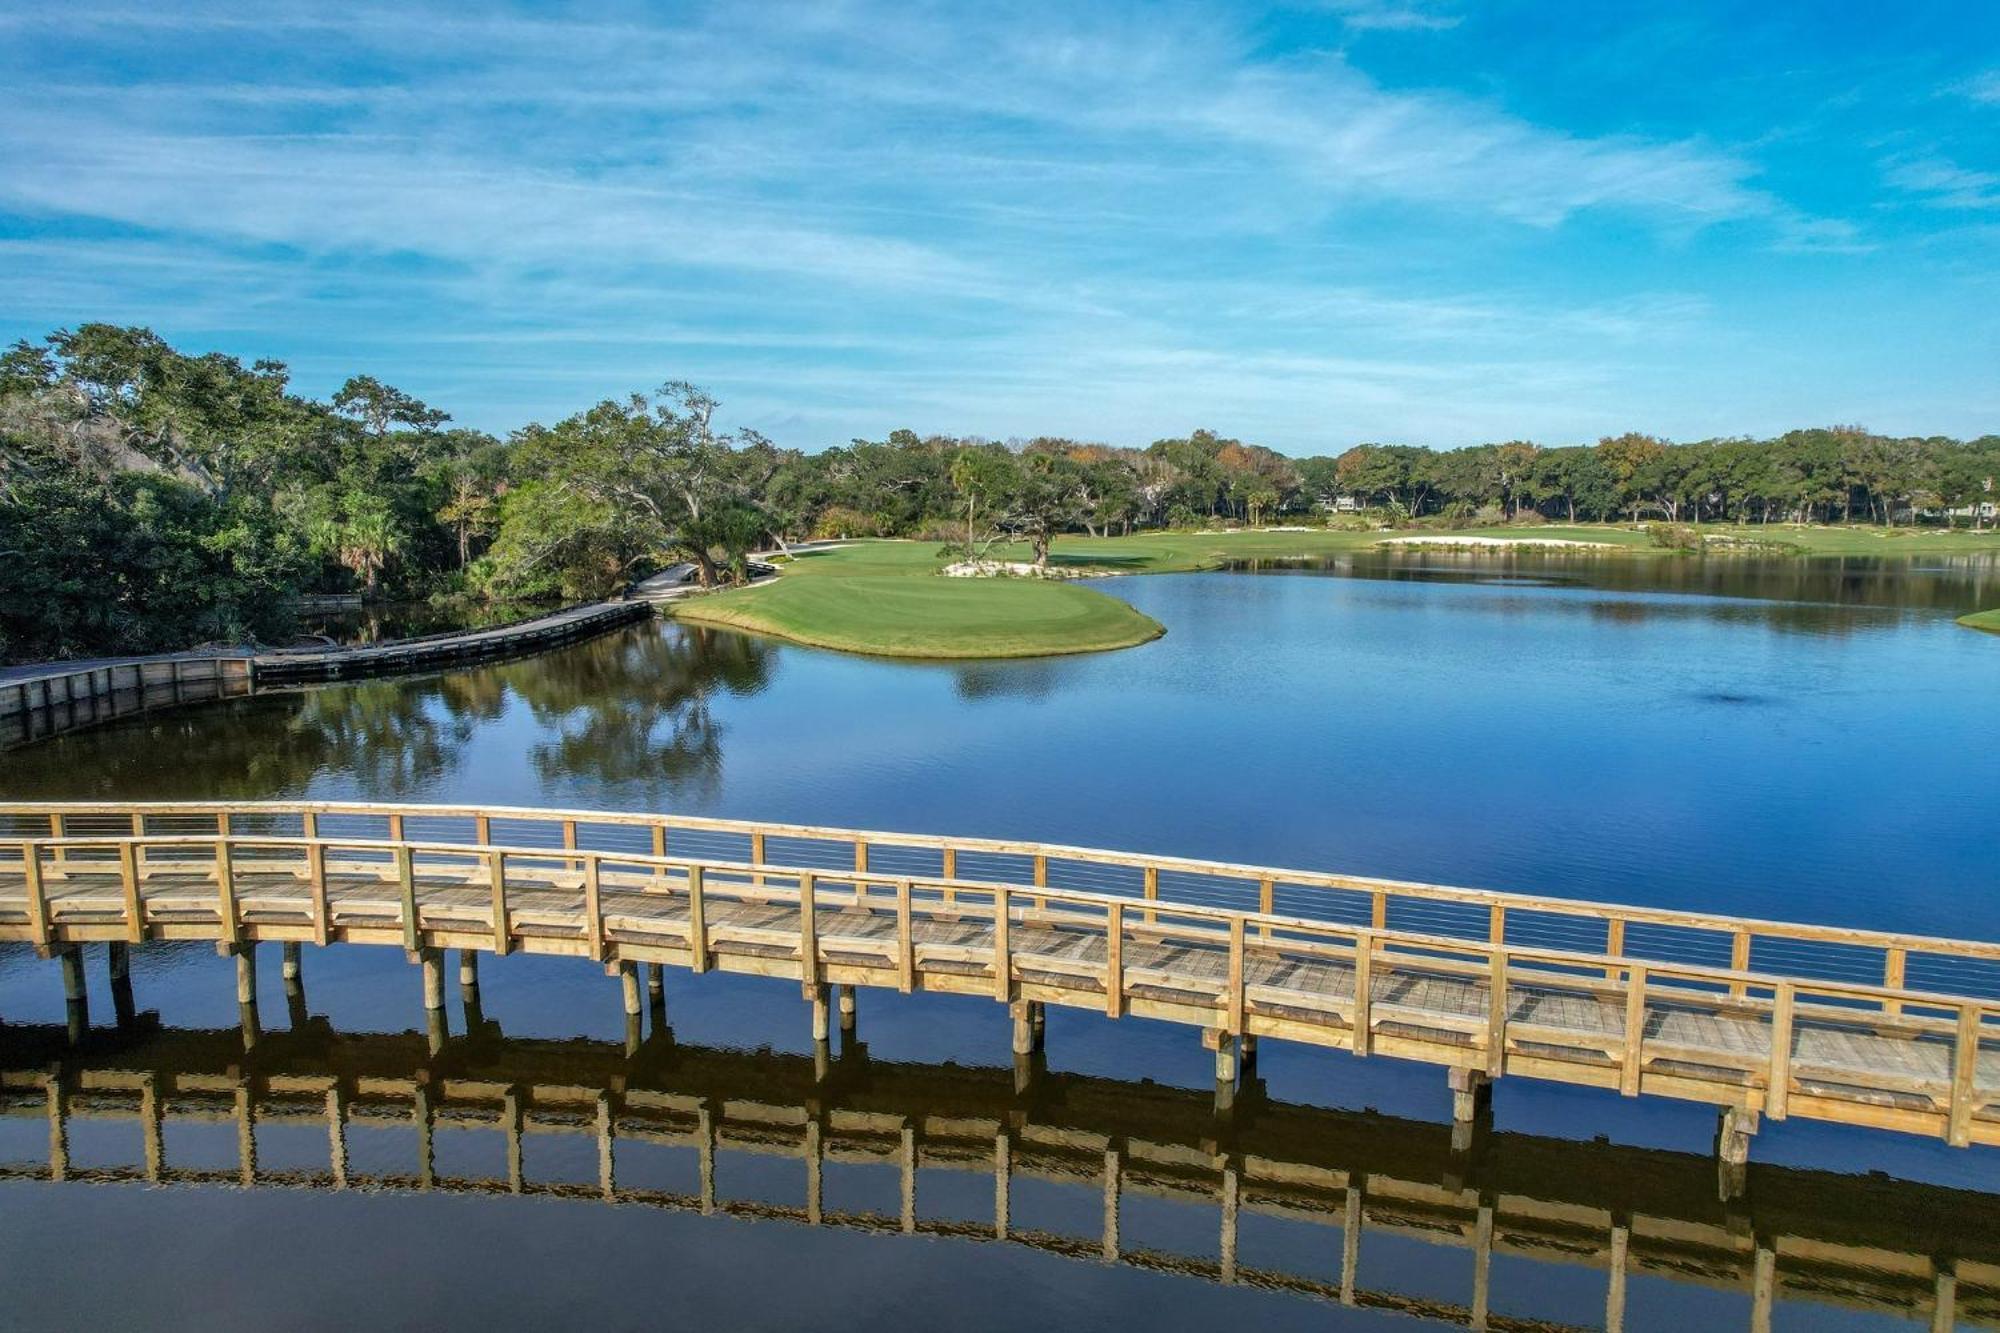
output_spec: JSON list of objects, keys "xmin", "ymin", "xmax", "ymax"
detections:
[
  {"xmin": 0, "ymin": 601, "xmax": 646, "ymax": 748},
  {"xmin": 2, "ymin": 800, "xmax": 1997, "ymax": 1170},
  {"xmin": 3, "ymin": 1021, "xmax": 1993, "ymax": 1331}
]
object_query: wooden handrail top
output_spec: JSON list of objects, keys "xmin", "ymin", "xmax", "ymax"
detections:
[
  {"xmin": 6, "ymin": 799, "xmax": 1998, "ymax": 962},
  {"xmin": 11, "ymin": 829, "xmax": 1998, "ymax": 1019}
]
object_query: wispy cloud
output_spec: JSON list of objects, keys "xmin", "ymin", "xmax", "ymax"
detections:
[
  {"xmin": 0, "ymin": 0, "xmax": 1988, "ymax": 445},
  {"xmin": 1885, "ymin": 155, "xmax": 2000, "ymax": 210}
]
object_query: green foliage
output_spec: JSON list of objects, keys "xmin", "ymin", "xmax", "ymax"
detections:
[{"xmin": 4, "ymin": 321, "xmax": 1997, "ymax": 665}]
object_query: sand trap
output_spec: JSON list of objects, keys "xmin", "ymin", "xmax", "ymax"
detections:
[{"xmin": 1375, "ymin": 535, "xmax": 1609, "ymax": 549}]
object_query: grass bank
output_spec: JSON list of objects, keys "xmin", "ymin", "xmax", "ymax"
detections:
[
  {"xmin": 1960, "ymin": 608, "xmax": 2000, "ymax": 635},
  {"xmin": 671, "ymin": 524, "xmax": 2000, "ymax": 659},
  {"xmin": 671, "ymin": 564, "xmax": 1163, "ymax": 658}
]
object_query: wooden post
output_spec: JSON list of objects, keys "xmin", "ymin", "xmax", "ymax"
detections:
[
  {"xmin": 395, "ymin": 844, "xmax": 418, "ymax": 952},
  {"xmin": 1370, "ymin": 889, "xmax": 1387, "ymax": 931},
  {"xmin": 420, "ymin": 950, "xmax": 444, "ymax": 1011},
  {"xmin": 1767, "ymin": 983, "xmax": 1795, "ymax": 1121},
  {"xmin": 22, "ymin": 842, "xmax": 48, "ymax": 949},
  {"xmin": 1606, "ymin": 917, "xmax": 1625, "ymax": 957},
  {"xmin": 620, "ymin": 961, "xmax": 641, "ymax": 1017},
  {"xmin": 1621, "ymin": 964, "xmax": 1647, "ymax": 1096},
  {"xmin": 688, "ymin": 864, "xmax": 708, "ymax": 972},
  {"xmin": 119, "ymin": 841, "xmax": 143, "ymax": 942},
  {"xmin": 475, "ymin": 813, "xmax": 491, "ymax": 846},
  {"xmin": 1947, "ymin": 1004, "xmax": 1982, "ymax": 1147},
  {"xmin": 1486, "ymin": 947, "xmax": 1508, "ymax": 1076},
  {"xmin": 1751, "ymin": 1239, "xmax": 1776, "ymax": 1333},
  {"xmin": 1884, "ymin": 945, "xmax": 1907, "ymax": 1008},
  {"xmin": 488, "ymin": 850, "xmax": 509, "ymax": 954},
  {"xmin": 799, "ymin": 872, "xmax": 818, "ymax": 985},
  {"xmin": 1352, "ymin": 931, "xmax": 1373, "ymax": 1056},
  {"xmin": 1257, "ymin": 876, "xmax": 1274, "ymax": 937},
  {"xmin": 1105, "ymin": 901, "xmax": 1124, "ymax": 1017},
  {"xmin": 309, "ymin": 842, "xmax": 331, "ymax": 947},
  {"xmin": 216, "ymin": 838, "xmax": 240, "ymax": 946},
  {"xmin": 1731, "ymin": 930, "xmax": 1752, "ymax": 997},
  {"xmin": 992, "ymin": 886, "xmax": 1011, "ymax": 1001},
  {"xmin": 1226, "ymin": 916, "xmax": 1245, "ymax": 1034},
  {"xmin": 896, "ymin": 879, "xmax": 915, "ymax": 992},
  {"xmin": 1143, "ymin": 864, "xmax": 1158, "ymax": 925},
  {"xmin": 583, "ymin": 854, "xmax": 604, "ymax": 960},
  {"xmin": 561, "ymin": 818, "xmax": 577, "ymax": 850}
]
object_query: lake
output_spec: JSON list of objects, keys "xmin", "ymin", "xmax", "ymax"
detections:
[{"xmin": 3, "ymin": 551, "xmax": 1996, "ymax": 1330}]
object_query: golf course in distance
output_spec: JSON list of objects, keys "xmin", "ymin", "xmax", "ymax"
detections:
[{"xmin": 670, "ymin": 526, "xmax": 2000, "ymax": 658}]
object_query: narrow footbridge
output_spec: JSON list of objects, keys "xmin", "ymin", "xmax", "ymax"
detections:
[{"xmin": 2, "ymin": 801, "xmax": 1996, "ymax": 1153}]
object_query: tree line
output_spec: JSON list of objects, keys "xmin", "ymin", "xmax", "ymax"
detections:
[{"xmin": 2, "ymin": 324, "xmax": 1995, "ymax": 661}]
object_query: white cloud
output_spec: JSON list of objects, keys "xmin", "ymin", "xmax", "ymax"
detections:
[{"xmin": 1885, "ymin": 156, "xmax": 2000, "ymax": 210}]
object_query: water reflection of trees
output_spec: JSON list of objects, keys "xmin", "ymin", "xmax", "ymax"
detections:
[
  {"xmin": 0, "ymin": 678, "xmax": 473, "ymax": 799},
  {"xmin": 501, "ymin": 623, "xmax": 773, "ymax": 799}
]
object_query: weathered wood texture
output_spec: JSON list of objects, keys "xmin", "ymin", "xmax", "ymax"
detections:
[{"xmin": 2, "ymin": 800, "xmax": 1996, "ymax": 1147}]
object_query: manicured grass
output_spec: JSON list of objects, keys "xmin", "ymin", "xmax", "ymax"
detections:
[
  {"xmin": 672, "ymin": 568, "xmax": 1164, "ymax": 658},
  {"xmin": 677, "ymin": 524, "xmax": 2000, "ymax": 659},
  {"xmin": 1959, "ymin": 608, "xmax": 2000, "ymax": 635}
]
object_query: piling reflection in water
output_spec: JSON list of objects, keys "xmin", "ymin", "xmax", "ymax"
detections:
[{"xmin": 3, "ymin": 992, "xmax": 1993, "ymax": 1333}]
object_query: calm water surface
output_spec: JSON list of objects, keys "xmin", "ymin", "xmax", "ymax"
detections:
[{"xmin": 3, "ymin": 552, "xmax": 1997, "ymax": 1330}]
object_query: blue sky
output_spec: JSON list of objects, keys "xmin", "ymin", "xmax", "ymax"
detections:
[{"xmin": 2, "ymin": 1, "xmax": 1995, "ymax": 452}]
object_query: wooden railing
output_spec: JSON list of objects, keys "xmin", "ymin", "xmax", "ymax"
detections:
[
  {"xmin": 1, "ymin": 800, "xmax": 1995, "ymax": 1149},
  {"xmin": 8, "ymin": 799, "xmax": 1998, "ymax": 1001}
]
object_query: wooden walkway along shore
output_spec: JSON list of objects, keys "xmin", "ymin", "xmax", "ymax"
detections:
[
  {"xmin": 5, "ymin": 1024, "xmax": 1994, "ymax": 1331},
  {"xmin": 2, "ymin": 800, "xmax": 1996, "ymax": 1170},
  {"xmin": 0, "ymin": 601, "xmax": 649, "ymax": 747}
]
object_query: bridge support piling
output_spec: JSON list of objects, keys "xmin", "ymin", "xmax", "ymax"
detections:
[
  {"xmin": 419, "ymin": 949, "xmax": 444, "ymax": 1011},
  {"xmin": 60, "ymin": 946, "xmax": 88, "ymax": 1043},
  {"xmin": 619, "ymin": 961, "xmax": 642, "ymax": 1018},
  {"xmin": 1011, "ymin": 1000, "xmax": 1043, "ymax": 1057},
  {"xmin": 1206, "ymin": 1030, "xmax": 1240, "ymax": 1113},
  {"xmin": 647, "ymin": 964, "xmax": 667, "ymax": 1029},
  {"xmin": 1717, "ymin": 1105, "xmax": 1759, "ymax": 1201},
  {"xmin": 810, "ymin": 983, "xmax": 831, "ymax": 1043},
  {"xmin": 281, "ymin": 942, "xmax": 302, "ymax": 983},
  {"xmin": 108, "ymin": 942, "xmax": 137, "ymax": 1028},
  {"xmin": 458, "ymin": 949, "xmax": 478, "ymax": 991},
  {"xmin": 1449, "ymin": 1068, "xmax": 1492, "ymax": 1154},
  {"xmin": 234, "ymin": 945, "xmax": 258, "ymax": 1005},
  {"xmin": 838, "ymin": 984, "xmax": 857, "ymax": 1038}
]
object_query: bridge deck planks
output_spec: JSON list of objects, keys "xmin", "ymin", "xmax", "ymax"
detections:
[{"xmin": 3, "ymin": 862, "xmax": 1995, "ymax": 1119}]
